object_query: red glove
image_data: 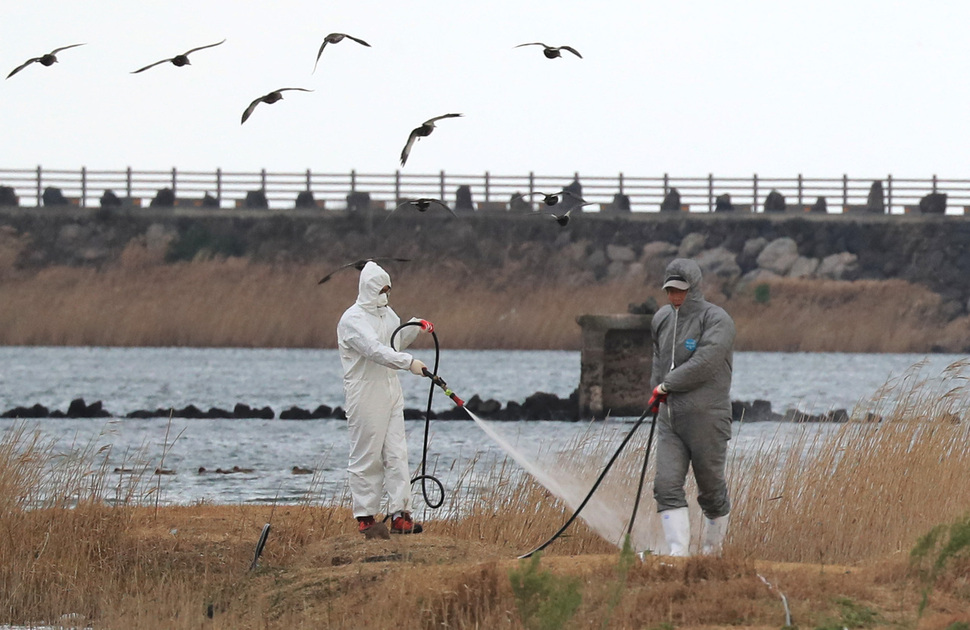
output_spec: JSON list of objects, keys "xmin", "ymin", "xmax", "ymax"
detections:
[
  {"xmin": 419, "ymin": 319, "xmax": 434, "ymax": 333},
  {"xmin": 648, "ymin": 384, "xmax": 668, "ymax": 413}
]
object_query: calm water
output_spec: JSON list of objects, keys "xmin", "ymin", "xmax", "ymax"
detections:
[{"xmin": 0, "ymin": 347, "xmax": 964, "ymax": 506}]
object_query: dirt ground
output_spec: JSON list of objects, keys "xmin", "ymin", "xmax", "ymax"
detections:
[{"xmin": 119, "ymin": 505, "xmax": 970, "ymax": 629}]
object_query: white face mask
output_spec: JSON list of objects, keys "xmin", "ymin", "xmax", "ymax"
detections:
[{"xmin": 377, "ymin": 293, "xmax": 389, "ymax": 307}]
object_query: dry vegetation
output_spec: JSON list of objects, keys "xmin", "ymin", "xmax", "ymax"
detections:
[
  {"xmin": 1, "ymin": 251, "xmax": 970, "ymax": 351},
  {"xmin": 3, "ymin": 365, "xmax": 970, "ymax": 629}
]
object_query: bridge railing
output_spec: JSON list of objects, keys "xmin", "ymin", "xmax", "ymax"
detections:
[{"xmin": 0, "ymin": 167, "xmax": 967, "ymax": 215}]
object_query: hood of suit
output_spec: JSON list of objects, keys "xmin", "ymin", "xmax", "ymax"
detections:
[
  {"xmin": 356, "ymin": 262, "xmax": 391, "ymax": 311},
  {"xmin": 663, "ymin": 258, "xmax": 704, "ymax": 313}
]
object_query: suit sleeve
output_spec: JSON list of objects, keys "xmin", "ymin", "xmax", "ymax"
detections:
[{"xmin": 339, "ymin": 317, "xmax": 413, "ymax": 370}]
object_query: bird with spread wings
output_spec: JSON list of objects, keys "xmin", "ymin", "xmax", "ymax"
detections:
[
  {"xmin": 399, "ymin": 113, "xmax": 463, "ymax": 167},
  {"xmin": 131, "ymin": 39, "xmax": 226, "ymax": 74}
]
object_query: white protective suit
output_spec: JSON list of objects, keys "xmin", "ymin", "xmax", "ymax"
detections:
[{"xmin": 336, "ymin": 262, "xmax": 420, "ymax": 518}]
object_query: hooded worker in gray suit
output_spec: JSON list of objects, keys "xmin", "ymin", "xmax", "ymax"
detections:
[{"xmin": 649, "ymin": 258, "xmax": 735, "ymax": 556}]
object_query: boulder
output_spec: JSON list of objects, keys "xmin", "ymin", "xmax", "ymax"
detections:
[
  {"xmin": 817, "ymin": 252, "xmax": 859, "ymax": 280},
  {"xmin": 150, "ymin": 188, "xmax": 175, "ymax": 207},
  {"xmin": 714, "ymin": 193, "xmax": 734, "ymax": 212},
  {"xmin": 455, "ymin": 185, "xmax": 474, "ymax": 212},
  {"xmin": 311, "ymin": 404, "xmax": 333, "ymax": 419},
  {"xmin": 100, "ymin": 189, "xmax": 122, "ymax": 208},
  {"xmin": 202, "ymin": 192, "xmax": 220, "ymax": 208},
  {"xmin": 0, "ymin": 185, "xmax": 18, "ymax": 206},
  {"xmin": 42, "ymin": 187, "xmax": 69, "ymax": 206},
  {"xmin": 866, "ymin": 181, "xmax": 885, "ymax": 214},
  {"xmin": 756, "ymin": 237, "xmax": 799, "ymax": 275},
  {"xmin": 346, "ymin": 191, "xmax": 370, "ymax": 213},
  {"xmin": 2, "ymin": 403, "xmax": 51, "ymax": 418},
  {"xmin": 919, "ymin": 192, "xmax": 947, "ymax": 214},
  {"xmin": 509, "ymin": 193, "xmax": 531, "ymax": 213},
  {"xmin": 677, "ymin": 232, "xmax": 707, "ymax": 258},
  {"xmin": 763, "ymin": 190, "xmax": 786, "ymax": 212},
  {"xmin": 244, "ymin": 189, "xmax": 269, "ymax": 209},
  {"xmin": 606, "ymin": 244, "xmax": 636, "ymax": 263},
  {"xmin": 738, "ymin": 237, "xmax": 768, "ymax": 271},
  {"xmin": 641, "ymin": 241, "xmax": 678, "ymax": 260},
  {"xmin": 660, "ymin": 187, "xmax": 681, "ymax": 212},
  {"xmin": 294, "ymin": 190, "xmax": 315, "ymax": 209},
  {"xmin": 609, "ymin": 192, "xmax": 631, "ymax": 212},
  {"xmin": 788, "ymin": 256, "xmax": 820, "ymax": 278},
  {"xmin": 695, "ymin": 247, "xmax": 741, "ymax": 284},
  {"xmin": 66, "ymin": 398, "xmax": 111, "ymax": 418}
]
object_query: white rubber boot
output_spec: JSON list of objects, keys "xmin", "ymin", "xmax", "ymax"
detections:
[
  {"xmin": 660, "ymin": 507, "xmax": 691, "ymax": 557},
  {"xmin": 701, "ymin": 514, "xmax": 729, "ymax": 555}
]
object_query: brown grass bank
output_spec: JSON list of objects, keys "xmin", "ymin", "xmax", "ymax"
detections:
[
  {"xmin": 3, "ymin": 366, "xmax": 970, "ymax": 628},
  {"xmin": 1, "ymin": 254, "xmax": 969, "ymax": 351}
]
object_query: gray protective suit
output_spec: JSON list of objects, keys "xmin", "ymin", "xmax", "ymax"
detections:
[{"xmin": 651, "ymin": 258, "xmax": 735, "ymax": 519}]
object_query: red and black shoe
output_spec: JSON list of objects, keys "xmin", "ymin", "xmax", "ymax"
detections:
[
  {"xmin": 357, "ymin": 515, "xmax": 376, "ymax": 534},
  {"xmin": 389, "ymin": 511, "xmax": 423, "ymax": 534}
]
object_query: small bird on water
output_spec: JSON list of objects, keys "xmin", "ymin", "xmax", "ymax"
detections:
[
  {"xmin": 130, "ymin": 39, "xmax": 227, "ymax": 74},
  {"xmin": 317, "ymin": 257, "xmax": 411, "ymax": 285},
  {"xmin": 399, "ymin": 113, "xmax": 463, "ymax": 167},
  {"xmin": 313, "ymin": 32, "xmax": 370, "ymax": 73},
  {"xmin": 241, "ymin": 88, "xmax": 312, "ymax": 124},
  {"xmin": 7, "ymin": 43, "xmax": 86, "ymax": 79},
  {"xmin": 514, "ymin": 42, "xmax": 582, "ymax": 59}
]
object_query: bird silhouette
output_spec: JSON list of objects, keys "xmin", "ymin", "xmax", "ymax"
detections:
[
  {"xmin": 317, "ymin": 257, "xmax": 411, "ymax": 285},
  {"xmin": 533, "ymin": 201, "xmax": 594, "ymax": 227},
  {"xmin": 400, "ymin": 113, "xmax": 463, "ymax": 167},
  {"xmin": 515, "ymin": 42, "xmax": 582, "ymax": 59},
  {"xmin": 515, "ymin": 189, "xmax": 586, "ymax": 207},
  {"xmin": 130, "ymin": 39, "xmax": 226, "ymax": 74},
  {"xmin": 7, "ymin": 43, "xmax": 86, "ymax": 79},
  {"xmin": 241, "ymin": 88, "xmax": 312, "ymax": 124},
  {"xmin": 313, "ymin": 32, "xmax": 370, "ymax": 73},
  {"xmin": 384, "ymin": 198, "xmax": 458, "ymax": 224}
]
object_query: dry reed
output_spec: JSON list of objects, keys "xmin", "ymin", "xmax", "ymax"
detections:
[
  {"xmin": 3, "ymin": 361, "xmax": 970, "ymax": 626},
  {"xmin": 2, "ymin": 257, "xmax": 970, "ymax": 351}
]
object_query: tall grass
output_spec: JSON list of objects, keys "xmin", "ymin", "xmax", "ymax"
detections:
[
  {"xmin": 2, "ymin": 360, "xmax": 970, "ymax": 626},
  {"xmin": 730, "ymin": 358, "xmax": 970, "ymax": 563},
  {"xmin": 2, "ymin": 256, "xmax": 970, "ymax": 350}
]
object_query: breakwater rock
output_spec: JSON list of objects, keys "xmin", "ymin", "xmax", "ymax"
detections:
[
  {"xmin": 1, "ymin": 396, "xmax": 860, "ymax": 423},
  {"xmin": 4, "ymin": 209, "xmax": 970, "ymax": 315}
]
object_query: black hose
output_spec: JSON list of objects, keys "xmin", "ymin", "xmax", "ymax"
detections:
[
  {"xmin": 391, "ymin": 321, "xmax": 445, "ymax": 509},
  {"xmin": 518, "ymin": 408, "xmax": 656, "ymax": 559},
  {"xmin": 626, "ymin": 410, "xmax": 659, "ymax": 536}
]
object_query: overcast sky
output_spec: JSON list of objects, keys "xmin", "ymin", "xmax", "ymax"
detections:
[{"xmin": 2, "ymin": 1, "xmax": 968, "ymax": 180}]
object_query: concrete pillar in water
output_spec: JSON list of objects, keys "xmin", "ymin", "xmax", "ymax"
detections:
[{"xmin": 576, "ymin": 314, "xmax": 653, "ymax": 418}]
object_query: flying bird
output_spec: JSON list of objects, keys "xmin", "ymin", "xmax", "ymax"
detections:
[
  {"xmin": 130, "ymin": 39, "xmax": 226, "ymax": 74},
  {"xmin": 383, "ymin": 198, "xmax": 458, "ymax": 224},
  {"xmin": 533, "ymin": 201, "xmax": 594, "ymax": 227},
  {"xmin": 317, "ymin": 257, "xmax": 411, "ymax": 285},
  {"xmin": 7, "ymin": 43, "xmax": 86, "ymax": 79},
  {"xmin": 241, "ymin": 88, "xmax": 312, "ymax": 124},
  {"xmin": 399, "ymin": 113, "xmax": 463, "ymax": 167},
  {"xmin": 313, "ymin": 32, "xmax": 370, "ymax": 73},
  {"xmin": 515, "ymin": 189, "xmax": 586, "ymax": 207},
  {"xmin": 514, "ymin": 42, "xmax": 582, "ymax": 59}
]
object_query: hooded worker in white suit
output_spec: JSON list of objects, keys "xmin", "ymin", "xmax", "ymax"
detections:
[{"xmin": 336, "ymin": 261, "xmax": 431, "ymax": 534}]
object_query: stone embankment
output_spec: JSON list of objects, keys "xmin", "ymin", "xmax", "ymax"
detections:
[
  {"xmin": 2, "ymin": 207, "xmax": 970, "ymax": 317},
  {"xmin": 1, "ymin": 395, "xmax": 858, "ymax": 423}
]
